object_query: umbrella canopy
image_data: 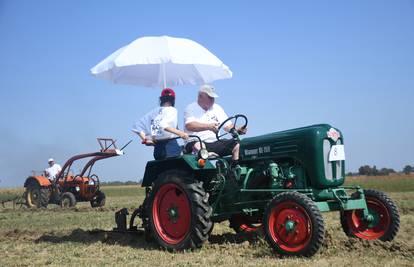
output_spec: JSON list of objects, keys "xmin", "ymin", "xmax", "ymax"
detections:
[{"xmin": 90, "ymin": 36, "xmax": 232, "ymax": 88}]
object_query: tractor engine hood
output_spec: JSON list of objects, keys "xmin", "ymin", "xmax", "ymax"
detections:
[{"xmin": 239, "ymin": 124, "xmax": 345, "ymax": 189}]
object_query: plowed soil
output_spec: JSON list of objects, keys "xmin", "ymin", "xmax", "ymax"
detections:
[{"xmin": 0, "ymin": 178, "xmax": 413, "ymax": 266}]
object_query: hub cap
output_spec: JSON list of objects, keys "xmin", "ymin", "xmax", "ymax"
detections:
[
  {"xmin": 268, "ymin": 201, "xmax": 312, "ymax": 252},
  {"xmin": 153, "ymin": 183, "xmax": 191, "ymax": 244}
]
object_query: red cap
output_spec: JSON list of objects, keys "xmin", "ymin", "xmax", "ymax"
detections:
[{"xmin": 161, "ymin": 88, "xmax": 175, "ymax": 98}]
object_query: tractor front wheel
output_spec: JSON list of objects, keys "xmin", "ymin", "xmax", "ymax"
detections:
[
  {"xmin": 263, "ymin": 192, "xmax": 325, "ymax": 257},
  {"xmin": 340, "ymin": 189, "xmax": 400, "ymax": 241},
  {"xmin": 147, "ymin": 171, "xmax": 213, "ymax": 251},
  {"xmin": 25, "ymin": 183, "xmax": 49, "ymax": 208},
  {"xmin": 60, "ymin": 192, "xmax": 77, "ymax": 208},
  {"xmin": 90, "ymin": 191, "xmax": 106, "ymax": 208}
]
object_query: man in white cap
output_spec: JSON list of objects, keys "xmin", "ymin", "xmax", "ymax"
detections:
[
  {"xmin": 44, "ymin": 158, "xmax": 62, "ymax": 180},
  {"xmin": 184, "ymin": 85, "xmax": 247, "ymax": 166}
]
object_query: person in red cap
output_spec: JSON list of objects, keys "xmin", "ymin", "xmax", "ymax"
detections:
[{"xmin": 132, "ymin": 88, "xmax": 188, "ymax": 160}]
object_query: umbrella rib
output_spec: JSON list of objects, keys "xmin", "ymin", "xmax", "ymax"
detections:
[{"xmin": 192, "ymin": 64, "xmax": 207, "ymax": 84}]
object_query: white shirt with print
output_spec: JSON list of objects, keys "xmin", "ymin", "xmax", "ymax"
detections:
[
  {"xmin": 45, "ymin": 164, "xmax": 62, "ymax": 179},
  {"xmin": 184, "ymin": 102, "xmax": 229, "ymax": 143},
  {"xmin": 132, "ymin": 106, "xmax": 178, "ymax": 140}
]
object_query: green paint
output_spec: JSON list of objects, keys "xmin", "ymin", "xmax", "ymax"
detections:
[
  {"xmin": 240, "ymin": 124, "xmax": 345, "ymax": 189},
  {"xmin": 139, "ymin": 124, "xmax": 373, "ymax": 224}
]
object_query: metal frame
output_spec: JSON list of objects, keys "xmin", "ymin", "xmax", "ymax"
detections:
[{"xmin": 56, "ymin": 138, "xmax": 122, "ymax": 184}]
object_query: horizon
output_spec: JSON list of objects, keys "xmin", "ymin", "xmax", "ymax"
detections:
[{"xmin": 1, "ymin": 0, "xmax": 413, "ymax": 187}]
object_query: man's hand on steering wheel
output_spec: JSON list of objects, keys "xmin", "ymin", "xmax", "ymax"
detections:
[
  {"xmin": 207, "ymin": 122, "xmax": 219, "ymax": 133},
  {"xmin": 224, "ymin": 124, "xmax": 247, "ymax": 136},
  {"xmin": 236, "ymin": 125, "xmax": 247, "ymax": 135},
  {"xmin": 216, "ymin": 114, "xmax": 248, "ymax": 141}
]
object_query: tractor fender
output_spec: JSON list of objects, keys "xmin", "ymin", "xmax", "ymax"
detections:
[
  {"xmin": 24, "ymin": 176, "xmax": 52, "ymax": 187},
  {"xmin": 141, "ymin": 155, "xmax": 217, "ymax": 187}
]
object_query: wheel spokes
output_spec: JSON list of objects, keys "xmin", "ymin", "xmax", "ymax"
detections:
[{"xmin": 218, "ymin": 132, "xmax": 229, "ymax": 139}]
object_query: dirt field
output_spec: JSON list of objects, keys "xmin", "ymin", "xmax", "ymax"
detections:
[{"xmin": 1, "ymin": 176, "xmax": 413, "ymax": 266}]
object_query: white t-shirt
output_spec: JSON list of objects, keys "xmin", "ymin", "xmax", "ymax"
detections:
[
  {"xmin": 132, "ymin": 106, "xmax": 178, "ymax": 140},
  {"xmin": 184, "ymin": 102, "xmax": 229, "ymax": 143},
  {"xmin": 45, "ymin": 163, "xmax": 62, "ymax": 179}
]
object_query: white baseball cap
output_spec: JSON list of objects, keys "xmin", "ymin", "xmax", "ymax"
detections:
[
  {"xmin": 199, "ymin": 84, "xmax": 219, "ymax": 98},
  {"xmin": 48, "ymin": 158, "xmax": 54, "ymax": 163}
]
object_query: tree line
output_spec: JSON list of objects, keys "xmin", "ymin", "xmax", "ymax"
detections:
[
  {"xmin": 347, "ymin": 164, "xmax": 414, "ymax": 176},
  {"xmin": 100, "ymin": 180, "xmax": 139, "ymax": 186}
]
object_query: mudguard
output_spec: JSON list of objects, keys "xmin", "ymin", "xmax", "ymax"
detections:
[
  {"xmin": 24, "ymin": 176, "xmax": 52, "ymax": 187},
  {"xmin": 141, "ymin": 154, "xmax": 217, "ymax": 187}
]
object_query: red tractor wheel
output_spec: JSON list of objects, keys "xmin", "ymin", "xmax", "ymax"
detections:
[
  {"xmin": 153, "ymin": 183, "xmax": 191, "ymax": 245},
  {"xmin": 147, "ymin": 171, "xmax": 213, "ymax": 250},
  {"xmin": 229, "ymin": 214, "xmax": 262, "ymax": 234},
  {"xmin": 263, "ymin": 192, "xmax": 325, "ymax": 257},
  {"xmin": 340, "ymin": 189, "xmax": 400, "ymax": 241}
]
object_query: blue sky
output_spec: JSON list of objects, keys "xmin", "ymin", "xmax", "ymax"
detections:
[{"xmin": 0, "ymin": 0, "xmax": 413, "ymax": 187}]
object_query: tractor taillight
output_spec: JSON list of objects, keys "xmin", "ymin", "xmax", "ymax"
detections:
[{"xmin": 198, "ymin": 159, "xmax": 206, "ymax": 168}]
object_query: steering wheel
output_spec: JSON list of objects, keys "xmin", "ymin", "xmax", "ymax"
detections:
[{"xmin": 216, "ymin": 114, "xmax": 248, "ymax": 142}]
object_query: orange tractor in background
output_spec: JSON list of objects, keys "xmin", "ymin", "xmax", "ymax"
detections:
[{"xmin": 23, "ymin": 138, "xmax": 129, "ymax": 208}]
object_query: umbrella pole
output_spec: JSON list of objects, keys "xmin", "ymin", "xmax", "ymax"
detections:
[{"xmin": 162, "ymin": 63, "xmax": 166, "ymax": 89}]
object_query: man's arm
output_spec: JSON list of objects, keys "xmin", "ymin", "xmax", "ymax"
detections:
[
  {"xmin": 185, "ymin": 121, "xmax": 219, "ymax": 133},
  {"xmin": 136, "ymin": 131, "xmax": 147, "ymax": 142},
  {"xmin": 184, "ymin": 103, "xmax": 218, "ymax": 133},
  {"xmin": 164, "ymin": 127, "xmax": 189, "ymax": 140},
  {"xmin": 134, "ymin": 130, "xmax": 154, "ymax": 146}
]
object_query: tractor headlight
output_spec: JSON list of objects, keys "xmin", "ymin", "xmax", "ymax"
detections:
[
  {"xmin": 88, "ymin": 180, "xmax": 95, "ymax": 186},
  {"xmin": 198, "ymin": 149, "xmax": 209, "ymax": 160},
  {"xmin": 75, "ymin": 186, "xmax": 80, "ymax": 192}
]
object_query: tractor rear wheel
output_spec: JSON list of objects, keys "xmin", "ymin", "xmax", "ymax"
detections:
[
  {"xmin": 263, "ymin": 192, "xmax": 325, "ymax": 257},
  {"xmin": 25, "ymin": 183, "xmax": 49, "ymax": 208},
  {"xmin": 340, "ymin": 189, "xmax": 400, "ymax": 241},
  {"xmin": 90, "ymin": 191, "xmax": 106, "ymax": 208},
  {"xmin": 60, "ymin": 192, "xmax": 77, "ymax": 208},
  {"xmin": 229, "ymin": 214, "xmax": 262, "ymax": 234},
  {"xmin": 147, "ymin": 170, "xmax": 213, "ymax": 251}
]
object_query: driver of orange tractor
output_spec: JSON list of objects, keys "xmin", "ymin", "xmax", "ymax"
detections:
[
  {"xmin": 132, "ymin": 88, "xmax": 189, "ymax": 160},
  {"xmin": 184, "ymin": 85, "xmax": 247, "ymax": 166},
  {"xmin": 44, "ymin": 158, "xmax": 62, "ymax": 180}
]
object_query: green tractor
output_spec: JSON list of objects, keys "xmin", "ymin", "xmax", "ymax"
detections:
[{"xmin": 122, "ymin": 115, "xmax": 399, "ymax": 257}]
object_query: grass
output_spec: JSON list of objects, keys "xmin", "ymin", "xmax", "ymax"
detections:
[
  {"xmin": 0, "ymin": 175, "xmax": 413, "ymax": 266},
  {"xmin": 101, "ymin": 184, "xmax": 145, "ymax": 198},
  {"xmin": 345, "ymin": 174, "xmax": 414, "ymax": 192}
]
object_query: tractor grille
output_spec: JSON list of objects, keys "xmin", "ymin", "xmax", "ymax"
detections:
[{"xmin": 323, "ymin": 139, "xmax": 343, "ymax": 181}]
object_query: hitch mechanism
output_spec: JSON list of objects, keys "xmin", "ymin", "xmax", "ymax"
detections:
[
  {"xmin": 113, "ymin": 206, "xmax": 144, "ymax": 232},
  {"xmin": 114, "ymin": 208, "xmax": 129, "ymax": 231}
]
